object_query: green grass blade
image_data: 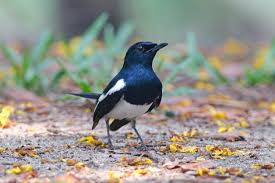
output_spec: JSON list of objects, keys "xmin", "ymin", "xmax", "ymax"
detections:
[
  {"xmin": 165, "ymin": 86, "xmax": 197, "ymax": 96},
  {"xmin": 200, "ymin": 55, "xmax": 228, "ymax": 84},
  {"xmin": 163, "ymin": 56, "xmax": 196, "ymax": 86},
  {"xmin": 72, "ymin": 13, "xmax": 108, "ymax": 62},
  {"xmin": 0, "ymin": 43, "xmax": 21, "ymax": 66},
  {"xmin": 111, "ymin": 22, "xmax": 134, "ymax": 54},
  {"xmin": 78, "ymin": 80, "xmax": 92, "ymax": 92},
  {"xmin": 103, "ymin": 24, "xmax": 115, "ymax": 47},
  {"xmin": 50, "ymin": 69, "xmax": 67, "ymax": 89},
  {"xmin": 186, "ymin": 32, "xmax": 197, "ymax": 54},
  {"xmin": 22, "ymin": 52, "xmax": 31, "ymax": 81},
  {"xmin": 30, "ymin": 31, "xmax": 54, "ymax": 63}
]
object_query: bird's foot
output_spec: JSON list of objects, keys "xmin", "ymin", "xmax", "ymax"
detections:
[
  {"xmin": 138, "ymin": 143, "xmax": 148, "ymax": 151},
  {"xmin": 107, "ymin": 141, "xmax": 114, "ymax": 150}
]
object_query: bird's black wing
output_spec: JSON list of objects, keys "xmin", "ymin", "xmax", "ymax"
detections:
[
  {"xmin": 67, "ymin": 92, "xmax": 101, "ymax": 99},
  {"xmin": 109, "ymin": 119, "xmax": 130, "ymax": 131},
  {"xmin": 92, "ymin": 82, "xmax": 126, "ymax": 129},
  {"xmin": 146, "ymin": 92, "xmax": 162, "ymax": 113}
]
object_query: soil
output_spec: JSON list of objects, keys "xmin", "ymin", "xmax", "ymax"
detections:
[{"xmin": 0, "ymin": 86, "xmax": 275, "ymax": 183}]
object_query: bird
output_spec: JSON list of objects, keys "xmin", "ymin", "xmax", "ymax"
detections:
[{"xmin": 69, "ymin": 41, "xmax": 168, "ymax": 150}]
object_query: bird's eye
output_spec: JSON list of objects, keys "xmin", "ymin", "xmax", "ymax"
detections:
[{"xmin": 137, "ymin": 45, "xmax": 144, "ymax": 51}]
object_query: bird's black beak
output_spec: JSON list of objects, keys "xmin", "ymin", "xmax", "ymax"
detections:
[{"xmin": 147, "ymin": 43, "xmax": 168, "ymax": 53}]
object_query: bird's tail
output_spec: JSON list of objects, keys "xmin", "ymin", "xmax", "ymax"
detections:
[{"xmin": 67, "ymin": 92, "xmax": 101, "ymax": 100}]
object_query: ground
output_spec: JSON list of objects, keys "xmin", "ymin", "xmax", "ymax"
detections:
[{"xmin": 0, "ymin": 86, "xmax": 275, "ymax": 183}]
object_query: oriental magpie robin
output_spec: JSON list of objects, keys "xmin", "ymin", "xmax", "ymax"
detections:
[{"xmin": 69, "ymin": 41, "xmax": 168, "ymax": 149}]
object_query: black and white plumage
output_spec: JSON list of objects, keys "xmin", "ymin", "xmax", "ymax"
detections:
[{"xmin": 69, "ymin": 41, "xmax": 167, "ymax": 149}]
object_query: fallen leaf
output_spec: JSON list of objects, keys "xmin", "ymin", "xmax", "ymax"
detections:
[
  {"xmin": 234, "ymin": 120, "xmax": 250, "ymax": 128},
  {"xmin": 79, "ymin": 135, "xmax": 106, "ymax": 147},
  {"xmin": 108, "ymin": 171, "xmax": 123, "ymax": 183},
  {"xmin": 207, "ymin": 131, "xmax": 246, "ymax": 142},
  {"xmin": 6, "ymin": 164, "xmax": 34, "ymax": 175},
  {"xmin": 0, "ymin": 105, "xmax": 14, "ymax": 128},
  {"xmin": 182, "ymin": 128, "xmax": 200, "ymax": 137},
  {"xmin": 170, "ymin": 134, "xmax": 187, "ymax": 142},
  {"xmin": 0, "ymin": 147, "xmax": 7, "ymax": 153},
  {"xmin": 176, "ymin": 99, "xmax": 192, "ymax": 107},
  {"xmin": 52, "ymin": 173, "xmax": 82, "ymax": 183},
  {"xmin": 120, "ymin": 156, "xmax": 153, "ymax": 166},
  {"xmin": 66, "ymin": 159, "xmax": 77, "ymax": 166},
  {"xmin": 218, "ymin": 126, "xmax": 235, "ymax": 133},
  {"xmin": 205, "ymin": 145, "xmax": 247, "ymax": 159},
  {"xmin": 251, "ymin": 163, "xmax": 274, "ymax": 170},
  {"xmin": 169, "ymin": 144, "xmax": 199, "ymax": 154},
  {"xmin": 226, "ymin": 167, "xmax": 243, "ymax": 177},
  {"xmin": 126, "ymin": 132, "xmax": 134, "ymax": 139},
  {"xmin": 131, "ymin": 168, "xmax": 151, "ymax": 176},
  {"xmin": 74, "ymin": 162, "xmax": 86, "ymax": 170},
  {"xmin": 14, "ymin": 146, "xmax": 38, "ymax": 158},
  {"xmin": 163, "ymin": 159, "xmax": 214, "ymax": 173},
  {"xmin": 197, "ymin": 167, "xmax": 216, "ymax": 176}
]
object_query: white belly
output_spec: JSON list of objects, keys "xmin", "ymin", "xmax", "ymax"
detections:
[{"xmin": 105, "ymin": 97, "xmax": 152, "ymax": 120}]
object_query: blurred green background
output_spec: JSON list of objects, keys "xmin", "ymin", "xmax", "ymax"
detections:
[{"xmin": 1, "ymin": 0, "xmax": 275, "ymax": 44}]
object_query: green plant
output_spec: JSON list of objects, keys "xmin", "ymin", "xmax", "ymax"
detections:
[
  {"xmin": 163, "ymin": 33, "xmax": 228, "ymax": 95},
  {"xmin": 56, "ymin": 13, "xmax": 134, "ymax": 92},
  {"xmin": 244, "ymin": 39, "xmax": 275, "ymax": 86},
  {"xmin": 0, "ymin": 31, "xmax": 55, "ymax": 95}
]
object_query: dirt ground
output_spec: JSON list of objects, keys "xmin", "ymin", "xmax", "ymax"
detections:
[{"xmin": 0, "ymin": 86, "xmax": 275, "ymax": 183}]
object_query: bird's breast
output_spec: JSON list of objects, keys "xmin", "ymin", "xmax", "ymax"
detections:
[{"xmin": 106, "ymin": 97, "xmax": 152, "ymax": 120}]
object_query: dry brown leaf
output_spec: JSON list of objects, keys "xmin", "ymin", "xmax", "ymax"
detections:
[
  {"xmin": 14, "ymin": 146, "xmax": 38, "ymax": 158},
  {"xmin": 206, "ymin": 131, "xmax": 246, "ymax": 142},
  {"xmin": 120, "ymin": 156, "xmax": 153, "ymax": 166},
  {"xmin": 163, "ymin": 159, "xmax": 214, "ymax": 173}
]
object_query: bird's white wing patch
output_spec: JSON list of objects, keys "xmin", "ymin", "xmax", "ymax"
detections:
[
  {"xmin": 94, "ymin": 79, "xmax": 126, "ymax": 114},
  {"xmin": 98, "ymin": 79, "xmax": 126, "ymax": 103}
]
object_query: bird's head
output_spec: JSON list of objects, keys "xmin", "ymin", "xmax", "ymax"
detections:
[{"xmin": 123, "ymin": 41, "xmax": 168, "ymax": 68}]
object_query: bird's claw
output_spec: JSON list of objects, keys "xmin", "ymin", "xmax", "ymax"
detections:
[
  {"xmin": 108, "ymin": 141, "xmax": 114, "ymax": 150},
  {"xmin": 139, "ymin": 143, "xmax": 148, "ymax": 151}
]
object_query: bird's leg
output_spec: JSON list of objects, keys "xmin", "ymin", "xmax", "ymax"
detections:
[
  {"xmin": 131, "ymin": 120, "xmax": 147, "ymax": 150},
  {"xmin": 106, "ymin": 119, "xmax": 114, "ymax": 149}
]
